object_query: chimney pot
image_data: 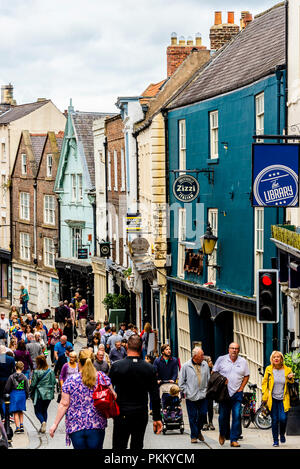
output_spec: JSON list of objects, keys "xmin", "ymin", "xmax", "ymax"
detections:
[
  {"xmin": 171, "ymin": 32, "xmax": 177, "ymax": 45},
  {"xmin": 195, "ymin": 33, "xmax": 202, "ymax": 46},
  {"xmin": 187, "ymin": 35, "xmax": 193, "ymax": 45},
  {"xmin": 179, "ymin": 35, "xmax": 185, "ymax": 46},
  {"xmin": 214, "ymin": 11, "xmax": 222, "ymax": 25},
  {"xmin": 227, "ymin": 12, "xmax": 234, "ymax": 24}
]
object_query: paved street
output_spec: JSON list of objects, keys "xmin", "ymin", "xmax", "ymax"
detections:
[{"xmin": 6, "ymin": 319, "xmax": 299, "ymax": 450}]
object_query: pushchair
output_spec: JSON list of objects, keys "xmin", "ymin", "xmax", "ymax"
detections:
[{"xmin": 160, "ymin": 382, "xmax": 184, "ymax": 434}]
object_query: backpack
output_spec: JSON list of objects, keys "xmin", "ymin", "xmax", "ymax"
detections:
[{"xmin": 102, "ymin": 334, "xmax": 110, "ymax": 353}]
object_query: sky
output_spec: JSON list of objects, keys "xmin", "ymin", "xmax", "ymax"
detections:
[{"xmin": 0, "ymin": 0, "xmax": 280, "ymax": 113}]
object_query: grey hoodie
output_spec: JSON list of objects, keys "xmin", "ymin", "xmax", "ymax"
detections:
[
  {"xmin": 4, "ymin": 372, "xmax": 29, "ymax": 398},
  {"xmin": 178, "ymin": 359, "xmax": 210, "ymax": 401}
]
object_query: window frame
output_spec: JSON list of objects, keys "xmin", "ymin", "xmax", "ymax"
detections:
[
  {"xmin": 207, "ymin": 208, "xmax": 218, "ymax": 284},
  {"xmin": 21, "ymin": 154, "xmax": 27, "ymax": 175},
  {"xmin": 44, "ymin": 195, "xmax": 55, "ymax": 225},
  {"xmin": 20, "ymin": 192, "xmax": 30, "ymax": 221},
  {"xmin": 177, "ymin": 207, "xmax": 186, "ymax": 279},
  {"xmin": 20, "ymin": 232, "xmax": 30, "ymax": 261},
  {"xmin": 255, "ymin": 92, "xmax": 264, "ymax": 142},
  {"xmin": 44, "ymin": 237, "xmax": 55, "ymax": 268},
  {"xmin": 179, "ymin": 119, "xmax": 186, "ymax": 171},
  {"xmin": 209, "ymin": 110, "xmax": 219, "ymax": 159},
  {"xmin": 46, "ymin": 154, "xmax": 53, "ymax": 177}
]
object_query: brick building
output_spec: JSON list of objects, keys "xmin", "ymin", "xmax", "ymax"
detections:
[{"xmin": 11, "ymin": 130, "xmax": 63, "ymax": 314}]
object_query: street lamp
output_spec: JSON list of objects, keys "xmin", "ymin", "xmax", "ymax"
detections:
[{"xmin": 200, "ymin": 222, "xmax": 221, "ymax": 275}]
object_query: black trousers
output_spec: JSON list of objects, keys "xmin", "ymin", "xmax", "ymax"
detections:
[{"xmin": 112, "ymin": 412, "xmax": 149, "ymax": 450}]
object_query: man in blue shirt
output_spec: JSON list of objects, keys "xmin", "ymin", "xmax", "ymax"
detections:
[
  {"xmin": 53, "ymin": 336, "xmax": 72, "ymax": 362},
  {"xmin": 109, "ymin": 340, "xmax": 127, "ymax": 363},
  {"xmin": 153, "ymin": 344, "xmax": 179, "ymax": 384}
]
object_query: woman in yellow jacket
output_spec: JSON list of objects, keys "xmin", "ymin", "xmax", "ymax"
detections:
[{"xmin": 261, "ymin": 351, "xmax": 294, "ymax": 447}]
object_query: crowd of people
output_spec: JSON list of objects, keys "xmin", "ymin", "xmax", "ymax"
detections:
[{"xmin": 0, "ymin": 295, "xmax": 296, "ymax": 450}]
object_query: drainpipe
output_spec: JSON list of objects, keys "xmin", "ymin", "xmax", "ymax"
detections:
[
  {"xmin": 104, "ymin": 136, "xmax": 109, "ymax": 299},
  {"xmin": 9, "ymin": 177, "xmax": 13, "ymax": 305},
  {"xmin": 33, "ymin": 181, "xmax": 37, "ymax": 262}
]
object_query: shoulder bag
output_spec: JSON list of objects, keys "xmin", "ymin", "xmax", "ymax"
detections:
[{"xmin": 92, "ymin": 374, "xmax": 120, "ymax": 419}]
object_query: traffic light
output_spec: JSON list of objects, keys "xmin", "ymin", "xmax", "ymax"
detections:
[{"xmin": 256, "ymin": 269, "xmax": 279, "ymax": 323}]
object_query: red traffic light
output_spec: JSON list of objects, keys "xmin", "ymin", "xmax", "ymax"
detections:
[{"xmin": 262, "ymin": 274, "xmax": 272, "ymax": 286}]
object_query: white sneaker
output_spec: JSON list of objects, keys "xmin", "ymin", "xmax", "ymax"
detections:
[{"xmin": 40, "ymin": 422, "xmax": 46, "ymax": 433}]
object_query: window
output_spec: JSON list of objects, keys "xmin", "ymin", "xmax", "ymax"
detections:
[
  {"xmin": 78, "ymin": 174, "xmax": 83, "ymax": 201},
  {"xmin": 254, "ymin": 207, "xmax": 264, "ymax": 294},
  {"xmin": 1, "ymin": 175, "xmax": 6, "ymax": 207},
  {"xmin": 255, "ymin": 93, "xmax": 264, "ymax": 142},
  {"xmin": 121, "ymin": 148, "xmax": 125, "ymax": 191},
  {"xmin": 20, "ymin": 232, "xmax": 30, "ymax": 261},
  {"xmin": 21, "ymin": 154, "xmax": 27, "ymax": 175},
  {"xmin": 71, "ymin": 227, "xmax": 82, "ymax": 258},
  {"xmin": 20, "ymin": 192, "xmax": 30, "ymax": 221},
  {"xmin": 46, "ymin": 154, "xmax": 53, "ymax": 177},
  {"xmin": 44, "ymin": 195, "xmax": 55, "ymax": 225},
  {"xmin": 71, "ymin": 174, "xmax": 76, "ymax": 202},
  {"xmin": 114, "ymin": 150, "xmax": 118, "ymax": 191},
  {"xmin": 209, "ymin": 111, "xmax": 219, "ymax": 159},
  {"xmin": 1, "ymin": 142, "xmax": 6, "ymax": 162},
  {"xmin": 115, "ymin": 213, "xmax": 119, "ymax": 264},
  {"xmin": 177, "ymin": 208, "xmax": 186, "ymax": 279},
  {"xmin": 179, "ymin": 120, "xmax": 186, "ymax": 171},
  {"xmin": 107, "ymin": 152, "xmax": 111, "ymax": 191},
  {"xmin": 207, "ymin": 209, "xmax": 218, "ymax": 284},
  {"xmin": 44, "ymin": 237, "xmax": 55, "ymax": 267}
]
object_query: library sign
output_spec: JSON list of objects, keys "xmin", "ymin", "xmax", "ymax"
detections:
[
  {"xmin": 252, "ymin": 144, "xmax": 300, "ymax": 207},
  {"xmin": 173, "ymin": 174, "xmax": 200, "ymax": 202}
]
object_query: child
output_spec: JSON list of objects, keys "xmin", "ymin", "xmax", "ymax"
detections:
[
  {"xmin": 4, "ymin": 361, "xmax": 29, "ymax": 433},
  {"xmin": 162, "ymin": 384, "xmax": 182, "ymax": 421}
]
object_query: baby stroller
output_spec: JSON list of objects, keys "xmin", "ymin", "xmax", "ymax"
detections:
[{"xmin": 160, "ymin": 382, "xmax": 184, "ymax": 434}]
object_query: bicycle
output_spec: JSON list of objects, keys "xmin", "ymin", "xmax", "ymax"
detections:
[{"xmin": 241, "ymin": 382, "xmax": 272, "ymax": 430}]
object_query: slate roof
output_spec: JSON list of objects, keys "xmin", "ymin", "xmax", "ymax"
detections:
[
  {"xmin": 0, "ymin": 100, "xmax": 51, "ymax": 124},
  {"xmin": 30, "ymin": 134, "xmax": 47, "ymax": 168},
  {"xmin": 168, "ymin": 3, "xmax": 285, "ymax": 110},
  {"xmin": 71, "ymin": 111, "xmax": 115, "ymax": 187}
]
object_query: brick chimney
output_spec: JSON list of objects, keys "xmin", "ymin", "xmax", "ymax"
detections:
[
  {"xmin": 167, "ymin": 32, "xmax": 207, "ymax": 77},
  {"xmin": 1, "ymin": 83, "xmax": 16, "ymax": 105},
  {"xmin": 209, "ymin": 11, "xmax": 240, "ymax": 51},
  {"xmin": 240, "ymin": 11, "xmax": 253, "ymax": 30}
]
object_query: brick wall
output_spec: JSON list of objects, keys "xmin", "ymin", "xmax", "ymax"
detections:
[
  {"xmin": 167, "ymin": 44, "xmax": 207, "ymax": 77},
  {"xmin": 210, "ymin": 23, "xmax": 240, "ymax": 50}
]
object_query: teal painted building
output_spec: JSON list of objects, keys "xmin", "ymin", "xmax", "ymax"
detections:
[
  {"xmin": 54, "ymin": 102, "xmax": 113, "ymax": 313},
  {"xmin": 165, "ymin": 4, "xmax": 286, "ymax": 381}
]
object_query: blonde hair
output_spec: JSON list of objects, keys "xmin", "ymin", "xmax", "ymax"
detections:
[
  {"xmin": 79, "ymin": 348, "xmax": 96, "ymax": 389},
  {"xmin": 270, "ymin": 350, "xmax": 284, "ymax": 366},
  {"xmin": 144, "ymin": 322, "xmax": 152, "ymax": 333},
  {"xmin": 16, "ymin": 361, "xmax": 24, "ymax": 371}
]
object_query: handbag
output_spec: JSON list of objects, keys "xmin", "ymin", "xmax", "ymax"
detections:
[
  {"xmin": 287, "ymin": 380, "xmax": 299, "ymax": 407},
  {"xmin": 93, "ymin": 374, "xmax": 120, "ymax": 419}
]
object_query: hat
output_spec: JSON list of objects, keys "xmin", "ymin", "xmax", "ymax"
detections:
[
  {"xmin": 66, "ymin": 346, "xmax": 73, "ymax": 352},
  {"xmin": 169, "ymin": 385, "xmax": 180, "ymax": 397}
]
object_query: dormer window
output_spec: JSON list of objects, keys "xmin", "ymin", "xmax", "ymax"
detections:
[
  {"xmin": 47, "ymin": 154, "xmax": 53, "ymax": 177},
  {"xmin": 21, "ymin": 154, "xmax": 27, "ymax": 175}
]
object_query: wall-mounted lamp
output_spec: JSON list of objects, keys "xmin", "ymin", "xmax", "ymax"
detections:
[
  {"xmin": 221, "ymin": 141, "xmax": 228, "ymax": 151},
  {"xmin": 200, "ymin": 222, "xmax": 221, "ymax": 275}
]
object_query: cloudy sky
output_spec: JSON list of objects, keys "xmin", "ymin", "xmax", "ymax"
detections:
[{"xmin": 0, "ymin": 0, "xmax": 279, "ymax": 113}]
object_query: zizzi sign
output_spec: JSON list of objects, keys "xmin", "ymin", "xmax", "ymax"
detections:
[
  {"xmin": 252, "ymin": 144, "xmax": 300, "ymax": 207},
  {"xmin": 173, "ymin": 174, "xmax": 200, "ymax": 202}
]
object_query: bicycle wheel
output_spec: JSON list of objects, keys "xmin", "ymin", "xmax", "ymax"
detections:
[
  {"xmin": 241, "ymin": 405, "xmax": 251, "ymax": 428},
  {"xmin": 254, "ymin": 407, "xmax": 272, "ymax": 430}
]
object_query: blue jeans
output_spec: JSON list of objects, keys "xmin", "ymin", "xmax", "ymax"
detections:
[
  {"xmin": 34, "ymin": 399, "xmax": 51, "ymax": 424},
  {"xmin": 218, "ymin": 391, "xmax": 243, "ymax": 442},
  {"xmin": 186, "ymin": 398, "xmax": 208, "ymax": 439},
  {"xmin": 70, "ymin": 428, "xmax": 105, "ymax": 449},
  {"xmin": 22, "ymin": 301, "xmax": 29, "ymax": 315},
  {"xmin": 271, "ymin": 398, "xmax": 288, "ymax": 443}
]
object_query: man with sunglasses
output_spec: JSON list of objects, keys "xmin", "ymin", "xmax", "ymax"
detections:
[{"xmin": 212, "ymin": 342, "xmax": 249, "ymax": 448}]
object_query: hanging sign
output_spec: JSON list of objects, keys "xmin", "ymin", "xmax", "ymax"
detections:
[
  {"xmin": 252, "ymin": 144, "xmax": 300, "ymax": 207},
  {"xmin": 173, "ymin": 174, "xmax": 200, "ymax": 202}
]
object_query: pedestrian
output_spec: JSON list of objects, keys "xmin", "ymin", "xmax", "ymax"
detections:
[
  {"xmin": 101, "ymin": 325, "xmax": 112, "ymax": 352},
  {"xmin": 63, "ymin": 319, "xmax": 74, "ymax": 345},
  {"xmin": 19, "ymin": 285, "xmax": 30, "ymax": 316},
  {"xmin": 25, "ymin": 313, "xmax": 36, "ymax": 329},
  {"xmin": 153, "ymin": 344, "xmax": 179, "ymax": 396},
  {"xmin": 9, "ymin": 312, "xmax": 21, "ymax": 326},
  {"xmin": 202, "ymin": 356, "xmax": 215, "ymax": 431},
  {"xmin": 55, "ymin": 301, "xmax": 67, "ymax": 331},
  {"xmin": 140, "ymin": 322, "xmax": 153, "ymax": 359},
  {"xmin": 123, "ymin": 323, "xmax": 135, "ymax": 341},
  {"xmin": 71, "ymin": 291, "xmax": 81, "ymax": 316},
  {"xmin": 261, "ymin": 350, "xmax": 294, "ymax": 447},
  {"xmin": 212, "ymin": 342, "xmax": 250, "ymax": 448},
  {"xmin": 9, "ymin": 305, "xmax": 20, "ymax": 321},
  {"xmin": 94, "ymin": 349, "xmax": 110, "ymax": 374},
  {"xmin": 47, "ymin": 322, "xmax": 63, "ymax": 366},
  {"xmin": 26, "ymin": 333, "xmax": 42, "ymax": 369},
  {"xmin": 53, "ymin": 335, "xmax": 73, "ymax": 364},
  {"xmin": 59, "ymin": 351, "xmax": 79, "ymax": 388},
  {"xmin": 14, "ymin": 340, "xmax": 33, "ymax": 380},
  {"xmin": 77, "ymin": 299, "xmax": 88, "ymax": 338},
  {"xmin": 118, "ymin": 322, "xmax": 126, "ymax": 337},
  {"xmin": 86, "ymin": 318, "xmax": 99, "ymax": 346},
  {"xmin": 34, "ymin": 320, "xmax": 48, "ymax": 347},
  {"xmin": 4, "ymin": 361, "xmax": 29, "ymax": 433},
  {"xmin": 91, "ymin": 335, "xmax": 101, "ymax": 355},
  {"xmin": 178, "ymin": 347, "xmax": 210, "ymax": 444},
  {"xmin": 30, "ymin": 354, "xmax": 56, "ymax": 433},
  {"xmin": 69, "ymin": 303, "xmax": 77, "ymax": 340},
  {"xmin": 34, "ymin": 332, "xmax": 46, "ymax": 354},
  {"xmin": 49, "ymin": 348, "xmax": 115, "ymax": 449},
  {"xmin": 0, "ymin": 312, "xmax": 10, "ymax": 343},
  {"xmin": 25, "ymin": 324, "xmax": 33, "ymax": 343},
  {"xmin": 98, "ymin": 344, "xmax": 111, "ymax": 367},
  {"xmin": 8, "ymin": 337, "xmax": 18, "ymax": 355},
  {"xmin": 0, "ymin": 345, "xmax": 15, "ymax": 420},
  {"xmin": 99, "ymin": 320, "xmax": 109, "ymax": 337},
  {"xmin": 106, "ymin": 326, "xmax": 123, "ymax": 351},
  {"xmin": 109, "ymin": 340, "xmax": 127, "ymax": 363},
  {"xmin": 109, "ymin": 334, "xmax": 162, "ymax": 450},
  {"xmin": 121, "ymin": 338, "xmax": 128, "ymax": 352},
  {"xmin": 54, "ymin": 346, "xmax": 73, "ymax": 381}
]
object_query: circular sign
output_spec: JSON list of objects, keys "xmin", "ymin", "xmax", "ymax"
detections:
[
  {"xmin": 131, "ymin": 237, "xmax": 149, "ymax": 255},
  {"xmin": 100, "ymin": 243, "xmax": 110, "ymax": 257},
  {"xmin": 253, "ymin": 164, "xmax": 298, "ymax": 207},
  {"xmin": 173, "ymin": 174, "xmax": 200, "ymax": 202}
]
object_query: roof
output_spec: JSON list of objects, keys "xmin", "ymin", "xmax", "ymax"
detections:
[
  {"xmin": 168, "ymin": 3, "xmax": 285, "ymax": 110},
  {"xmin": 71, "ymin": 111, "xmax": 115, "ymax": 186},
  {"xmin": 30, "ymin": 134, "xmax": 47, "ymax": 166},
  {"xmin": 140, "ymin": 79, "xmax": 167, "ymax": 105},
  {"xmin": 0, "ymin": 100, "xmax": 51, "ymax": 124}
]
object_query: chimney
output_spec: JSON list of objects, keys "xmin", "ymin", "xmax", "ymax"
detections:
[
  {"xmin": 1, "ymin": 84, "xmax": 16, "ymax": 105},
  {"xmin": 240, "ymin": 11, "xmax": 253, "ymax": 29},
  {"xmin": 210, "ymin": 11, "xmax": 240, "ymax": 51},
  {"xmin": 167, "ymin": 32, "xmax": 207, "ymax": 77}
]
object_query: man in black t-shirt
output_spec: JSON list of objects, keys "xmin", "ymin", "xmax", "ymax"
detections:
[{"xmin": 109, "ymin": 334, "xmax": 162, "ymax": 450}]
